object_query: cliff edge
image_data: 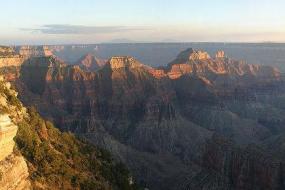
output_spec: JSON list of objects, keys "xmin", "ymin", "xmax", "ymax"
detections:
[{"xmin": 0, "ymin": 76, "xmax": 31, "ymax": 190}]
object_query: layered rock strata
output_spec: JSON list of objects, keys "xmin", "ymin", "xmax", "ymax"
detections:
[{"xmin": 2, "ymin": 48, "xmax": 285, "ymax": 189}]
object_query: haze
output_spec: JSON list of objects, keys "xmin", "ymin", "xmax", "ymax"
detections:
[{"xmin": 1, "ymin": 0, "xmax": 284, "ymax": 45}]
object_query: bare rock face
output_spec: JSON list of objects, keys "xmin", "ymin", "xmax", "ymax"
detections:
[
  {"xmin": 0, "ymin": 115, "xmax": 17, "ymax": 161},
  {"xmin": 166, "ymin": 63, "xmax": 193, "ymax": 79},
  {"xmin": 0, "ymin": 154, "xmax": 30, "ymax": 190},
  {"xmin": 108, "ymin": 56, "xmax": 143, "ymax": 69},
  {"xmin": 16, "ymin": 46, "xmax": 52, "ymax": 58},
  {"xmin": 0, "ymin": 46, "xmax": 55, "ymax": 69},
  {"xmin": 0, "ymin": 77, "xmax": 31, "ymax": 190},
  {"xmin": 42, "ymin": 46, "xmax": 53, "ymax": 57},
  {"xmin": 171, "ymin": 48, "xmax": 210, "ymax": 63},
  {"xmin": 77, "ymin": 53, "xmax": 105, "ymax": 71},
  {"xmin": 0, "ymin": 46, "xmax": 15, "ymax": 56},
  {"xmin": 215, "ymin": 50, "xmax": 225, "ymax": 58},
  {"xmin": 166, "ymin": 49, "xmax": 280, "ymax": 83},
  {"xmin": 189, "ymin": 50, "xmax": 211, "ymax": 61},
  {"xmin": 0, "ymin": 57, "xmax": 24, "ymax": 68},
  {"xmin": 148, "ymin": 68, "xmax": 167, "ymax": 79},
  {"xmin": 0, "ymin": 47, "xmax": 25, "ymax": 68}
]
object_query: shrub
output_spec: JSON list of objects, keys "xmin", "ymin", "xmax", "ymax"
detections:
[{"xmin": 15, "ymin": 107, "xmax": 139, "ymax": 189}]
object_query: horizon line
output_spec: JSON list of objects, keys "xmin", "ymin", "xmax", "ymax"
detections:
[{"xmin": 2, "ymin": 41, "xmax": 285, "ymax": 46}]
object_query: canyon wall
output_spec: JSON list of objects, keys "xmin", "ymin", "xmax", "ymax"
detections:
[
  {"xmin": 0, "ymin": 77, "xmax": 31, "ymax": 190},
  {"xmin": 0, "ymin": 45, "xmax": 54, "ymax": 68},
  {"xmin": 0, "ymin": 57, "xmax": 25, "ymax": 68},
  {"xmin": 1, "ymin": 47, "xmax": 285, "ymax": 189},
  {"xmin": 11, "ymin": 49, "xmax": 285, "ymax": 189},
  {"xmin": 0, "ymin": 115, "xmax": 17, "ymax": 161}
]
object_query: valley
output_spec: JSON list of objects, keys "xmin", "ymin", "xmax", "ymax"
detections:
[{"xmin": 1, "ymin": 45, "xmax": 285, "ymax": 189}]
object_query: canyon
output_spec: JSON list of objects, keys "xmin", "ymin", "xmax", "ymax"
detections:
[
  {"xmin": 0, "ymin": 48, "xmax": 139, "ymax": 190},
  {"xmin": 1, "ymin": 46, "xmax": 285, "ymax": 189}
]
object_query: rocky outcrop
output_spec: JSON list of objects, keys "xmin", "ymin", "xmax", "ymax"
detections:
[
  {"xmin": 166, "ymin": 49, "xmax": 280, "ymax": 83},
  {"xmin": 0, "ymin": 115, "xmax": 18, "ymax": 161},
  {"xmin": 0, "ymin": 47, "xmax": 24, "ymax": 68},
  {"xmin": 0, "ymin": 152, "xmax": 30, "ymax": 190},
  {"xmin": 0, "ymin": 77, "xmax": 31, "ymax": 190},
  {"xmin": 42, "ymin": 46, "xmax": 53, "ymax": 57},
  {"xmin": 189, "ymin": 50, "xmax": 211, "ymax": 60},
  {"xmin": 148, "ymin": 68, "xmax": 167, "ymax": 79},
  {"xmin": 0, "ymin": 45, "xmax": 56, "ymax": 69},
  {"xmin": 215, "ymin": 50, "xmax": 225, "ymax": 59},
  {"xmin": 16, "ymin": 46, "xmax": 52, "ymax": 58},
  {"xmin": 0, "ymin": 57, "xmax": 25, "ymax": 68},
  {"xmin": 77, "ymin": 53, "xmax": 105, "ymax": 71},
  {"xmin": 171, "ymin": 48, "xmax": 210, "ymax": 63},
  {"xmin": 109, "ymin": 56, "xmax": 143, "ymax": 69},
  {"xmin": 0, "ymin": 46, "xmax": 15, "ymax": 57}
]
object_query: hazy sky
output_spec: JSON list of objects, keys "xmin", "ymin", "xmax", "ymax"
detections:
[{"xmin": 1, "ymin": 0, "xmax": 285, "ymax": 44}]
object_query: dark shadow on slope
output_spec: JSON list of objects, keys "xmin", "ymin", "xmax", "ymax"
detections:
[{"xmin": 19, "ymin": 57, "xmax": 50, "ymax": 95}]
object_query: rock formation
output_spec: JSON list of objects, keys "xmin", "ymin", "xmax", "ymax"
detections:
[
  {"xmin": 77, "ymin": 53, "xmax": 105, "ymax": 71},
  {"xmin": 109, "ymin": 56, "xmax": 142, "ymax": 69},
  {"xmin": 0, "ymin": 47, "xmax": 25, "ymax": 68},
  {"xmin": 0, "ymin": 56, "xmax": 24, "ymax": 68},
  {"xmin": 215, "ymin": 50, "xmax": 225, "ymax": 58},
  {"xmin": 0, "ymin": 77, "xmax": 31, "ymax": 190},
  {"xmin": 165, "ymin": 48, "xmax": 280, "ymax": 82},
  {"xmin": 2, "ymin": 48, "xmax": 285, "ymax": 189},
  {"xmin": 0, "ymin": 45, "xmax": 55, "ymax": 69},
  {"xmin": 0, "ymin": 46, "xmax": 15, "ymax": 56},
  {"xmin": 189, "ymin": 50, "xmax": 211, "ymax": 60},
  {"xmin": 0, "ymin": 115, "xmax": 18, "ymax": 161},
  {"xmin": 0, "ymin": 154, "xmax": 31, "ymax": 190},
  {"xmin": 0, "ymin": 73, "xmax": 139, "ymax": 189},
  {"xmin": 42, "ymin": 46, "xmax": 53, "ymax": 57},
  {"xmin": 16, "ymin": 46, "xmax": 52, "ymax": 58}
]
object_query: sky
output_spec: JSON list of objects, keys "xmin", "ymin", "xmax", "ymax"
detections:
[{"xmin": 1, "ymin": 0, "xmax": 285, "ymax": 45}]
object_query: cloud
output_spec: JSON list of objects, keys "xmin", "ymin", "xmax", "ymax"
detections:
[{"xmin": 21, "ymin": 24, "xmax": 147, "ymax": 34}]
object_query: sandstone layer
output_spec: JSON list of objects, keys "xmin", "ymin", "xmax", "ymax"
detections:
[
  {"xmin": 0, "ymin": 154, "xmax": 30, "ymax": 190},
  {"xmin": 0, "ymin": 57, "xmax": 25, "ymax": 68},
  {"xmin": 0, "ymin": 115, "xmax": 17, "ymax": 161},
  {"xmin": 0, "ymin": 77, "xmax": 31, "ymax": 190}
]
